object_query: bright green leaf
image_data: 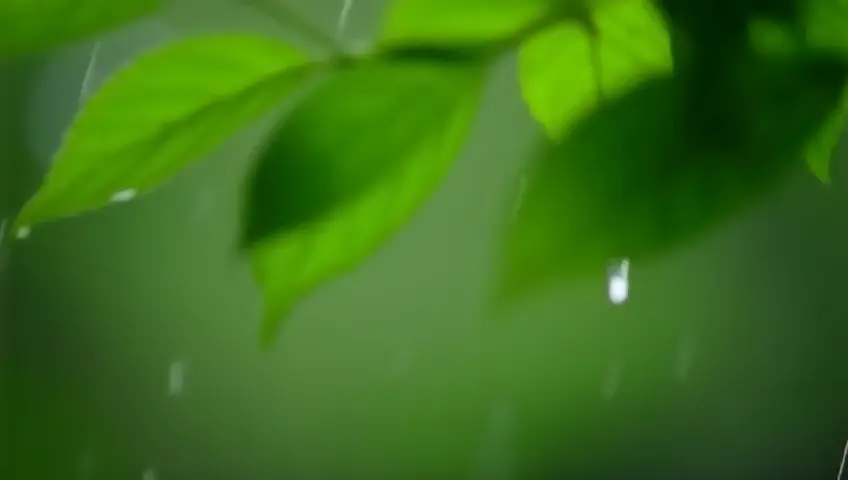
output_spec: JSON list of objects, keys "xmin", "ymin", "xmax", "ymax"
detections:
[
  {"xmin": 379, "ymin": 0, "xmax": 578, "ymax": 48},
  {"xmin": 498, "ymin": 55, "xmax": 848, "ymax": 303},
  {"xmin": 517, "ymin": 0, "xmax": 671, "ymax": 138},
  {"xmin": 0, "ymin": 0, "xmax": 159, "ymax": 59},
  {"xmin": 804, "ymin": 0, "xmax": 848, "ymax": 56},
  {"xmin": 15, "ymin": 34, "xmax": 310, "ymax": 229},
  {"xmin": 245, "ymin": 60, "xmax": 484, "ymax": 346}
]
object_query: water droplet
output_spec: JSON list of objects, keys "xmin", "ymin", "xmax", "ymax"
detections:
[
  {"xmin": 141, "ymin": 468, "xmax": 157, "ymax": 480},
  {"xmin": 110, "ymin": 189, "xmax": 136, "ymax": 203},
  {"xmin": 602, "ymin": 358, "xmax": 623, "ymax": 399},
  {"xmin": 15, "ymin": 226, "xmax": 31, "ymax": 240},
  {"xmin": 607, "ymin": 259, "xmax": 630, "ymax": 305},
  {"xmin": 168, "ymin": 361, "xmax": 184, "ymax": 396}
]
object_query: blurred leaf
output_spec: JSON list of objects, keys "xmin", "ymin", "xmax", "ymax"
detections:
[
  {"xmin": 805, "ymin": 103, "xmax": 847, "ymax": 183},
  {"xmin": 518, "ymin": 0, "xmax": 670, "ymax": 138},
  {"xmin": 245, "ymin": 60, "xmax": 484, "ymax": 346},
  {"xmin": 800, "ymin": 0, "xmax": 848, "ymax": 183},
  {"xmin": 0, "ymin": 0, "xmax": 159, "ymax": 60},
  {"xmin": 15, "ymin": 34, "xmax": 309, "ymax": 230},
  {"xmin": 793, "ymin": 0, "xmax": 848, "ymax": 56},
  {"xmin": 497, "ymin": 54, "xmax": 848, "ymax": 303},
  {"xmin": 379, "ymin": 0, "xmax": 580, "ymax": 49}
]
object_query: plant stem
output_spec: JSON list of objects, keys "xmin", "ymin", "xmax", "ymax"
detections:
[{"xmin": 239, "ymin": 0, "xmax": 345, "ymax": 54}]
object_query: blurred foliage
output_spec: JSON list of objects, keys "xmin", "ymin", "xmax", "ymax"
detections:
[
  {"xmin": 2, "ymin": 0, "xmax": 848, "ymax": 345},
  {"xmin": 0, "ymin": 0, "xmax": 159, "ymax": 59}
]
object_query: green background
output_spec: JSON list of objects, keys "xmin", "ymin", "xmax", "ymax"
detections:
[{"xmin": 2, "ymin": 1, "xmax": 848, "ymax": 478}]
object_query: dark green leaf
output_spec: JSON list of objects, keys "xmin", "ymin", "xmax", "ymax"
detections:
[
  {"xmin": 15, "ymin": 34, "xmax": 309, "ymax": 230},
  {"xmin": 518, "ymin": 0, "xmax": 671, "ymax": 138},
  {"xmin": 244, "ymin": 60, "xmax": 484, "ymax": 345},
  {"xmin": 498, "ymin": 55, "xmax": 848, "ymax": 303},
  {"xmin": 378, "ymin": 0, "xmax": 577, "ymax": 49},
  {"xmin": 765, "ymin": 0, "xmax": 848, "ymax": 182},
  {"xmin": 804, "ymin": 102, "xmax": 847, "ymax": 183},
  {"xmin": 0, "ymin": 0, "xmax": 159, "ymax": 59}
]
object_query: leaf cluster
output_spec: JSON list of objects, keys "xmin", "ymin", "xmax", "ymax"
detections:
[{"xmin": 3, "ymin": 0, "xmax": 848, "ymax": 345}]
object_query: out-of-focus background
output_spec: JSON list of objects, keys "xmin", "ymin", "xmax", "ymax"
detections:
[{"xmin": 2, "ymin": 1, "xmax": 848, "ymax": 478}]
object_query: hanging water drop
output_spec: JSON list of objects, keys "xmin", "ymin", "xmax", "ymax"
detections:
[
  {"xmin": 607, "ymin": 259, "xmax": 630, "ymax": 304},
  {"xmin": 141, "ymin": 468, "xmax": 157, "ymax": 480},
  {"xmin": 110, "ymin": 189, "xmax": 136, "ymax": 203},
  {"xmin": 15, "ymin": 226, "xmax": 31, "ymax": 240}
]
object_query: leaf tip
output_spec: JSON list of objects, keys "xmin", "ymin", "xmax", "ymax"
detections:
[
  {"xmin": 258, "ymin": 313, "xmax": 283, "ymax": 351},
  {"xmin": 809, "ymin": 166, "xmax": 832, "ymax": 185},
  {"xmin": 257, "ymin": 299, "xmax": 297, "ymax": 350}
]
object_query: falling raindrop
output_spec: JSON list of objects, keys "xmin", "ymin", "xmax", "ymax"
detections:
[
  {"xmin": 602, "ymin": 358, "xmax": 623, "ymax": 399},
  {"xmin": 168, "ymin": 361, "xmax": 185, "ymax": 396},
  {"xmin": 338, "ymin": 0, "xmax": 353, "ymax": 33},
  {"xmin": 110, "ymin": 189, "xmax": 137, "ymax": 203},
  {"xmin": 15, "ymin": 226, "xmax": 31, "ymax": 240},
  {"xmin": 472, "ymin": 400, "xmax": 516, "ymax": 480},
  {"xmin": 0, "ymin": 220, "xmax": 7, "ymax": 271},
  {"xmin": 607, "ymin": 258, "xmax": 630, "ymax": 305},
  {"xmin": 392, "ymin": 349, "xmax": 412, "ymax": 377},
  {"xmin": 79, "ymin": 42, "xmax": 101, "ymax": 103},
  {"xmin": 141, "ymin": 468, "xmax": 157, "ymax": 480},
  {"xmin": 77, "ymin": 451, "xmax": 95, "ymax": 479},
  {"xmin": 674, "ymin": 334, "xmax": 695, "ymax": 382},
  {"xmin": 511, "ymin": 174, "xmax": 528, "ymax": 221},
  {"xmin": 193, "ymin": 190, "xmax": 213, "ymax": 222}
]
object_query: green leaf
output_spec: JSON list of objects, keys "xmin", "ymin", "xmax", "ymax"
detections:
[
  {"xmin": 801, "ymin": 0, "xmax": 848, "ymax": 56},
  {"xmin": 244, "ymin": 59, "xmax": 484, "ymax": 346},
  {"xmin": 517, "ymin": 0, "xmax": 671, "ymax": 138},
  {"xmin": 498, "ymin": 55, "xmax": 848, "ymax": 303},
  {"xmin": 15, "ymin": 34, "xmax": 309, "ymax": 230},
  {"xmin": 379, "ymin": 0, "xmax": 576, "ymax": 48},
  {"xmin": 0, "ymin": 0, "xmax": 159, "ymax": 59},
  {"xmin": 801, "ymin": 0, "xmax": 848, "ymax": 182},
  {"xmin": 805, "ymin": 102, "xmax": 847, "ymax": 183}
]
